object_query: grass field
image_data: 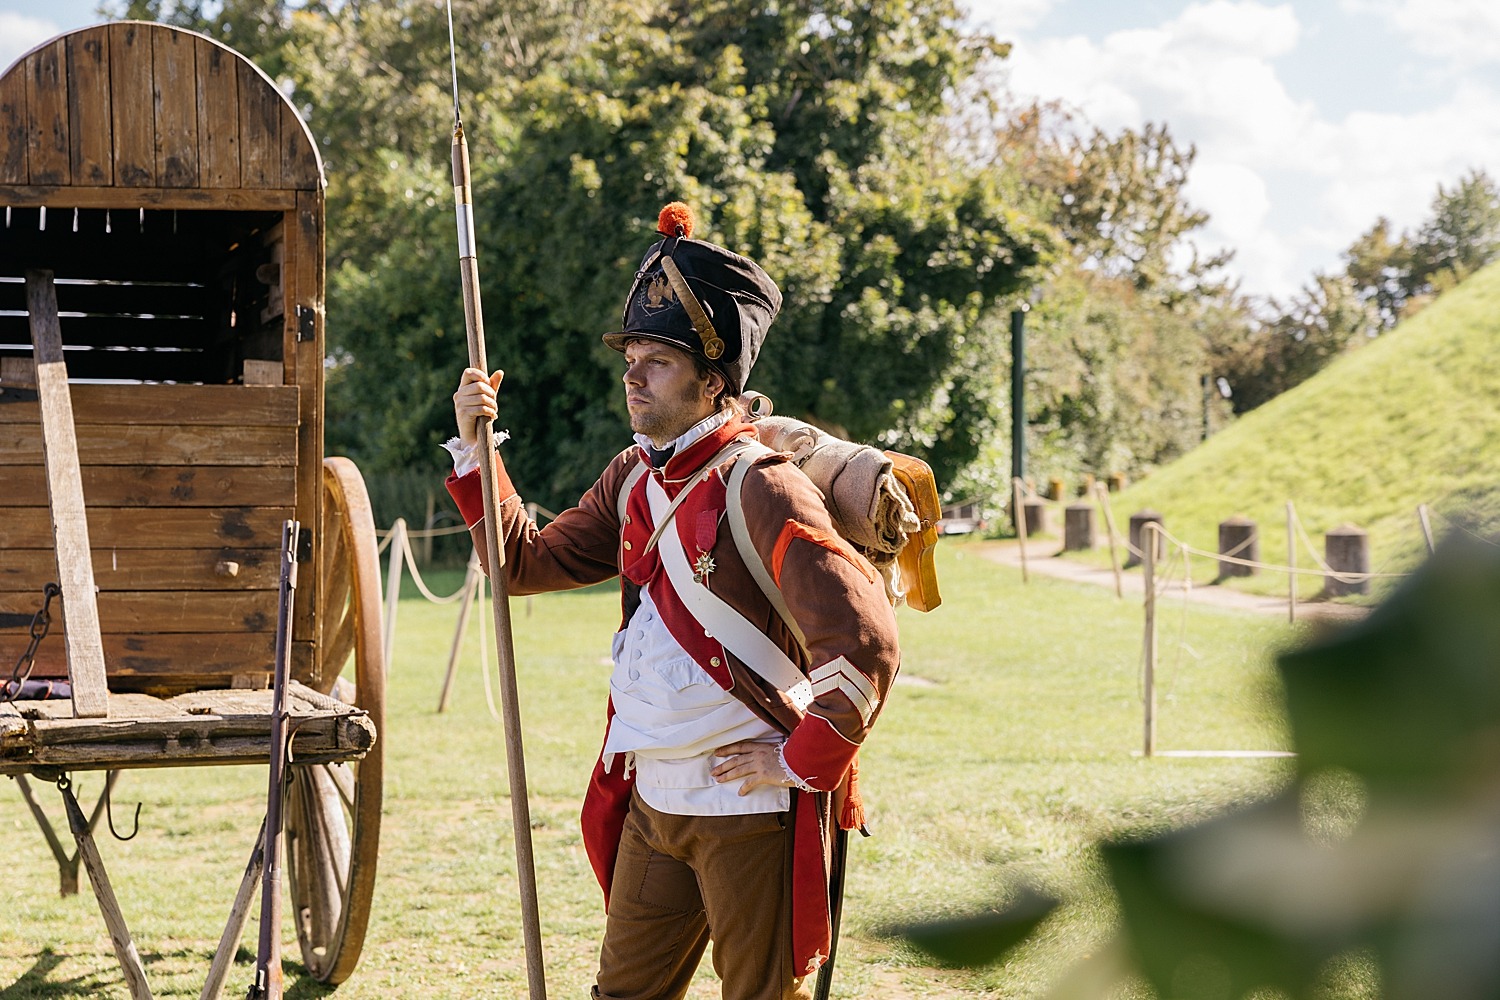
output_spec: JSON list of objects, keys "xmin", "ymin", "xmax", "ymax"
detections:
[
  {"xmin": 3, "ymin": 539, "xmax": 1309, "ymax": 998},
  {"xmin": 1047, "ymin": 262, "xmax": 1500, "ymax": 601}
]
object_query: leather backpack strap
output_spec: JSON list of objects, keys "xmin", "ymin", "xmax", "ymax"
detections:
[
  {"xmin": 724, "ymin": 446, "xmax": 808, "ymax": 649},
  {"xmin": 646, "ymin": 474, "xmax": 815, "ymax": 712}
]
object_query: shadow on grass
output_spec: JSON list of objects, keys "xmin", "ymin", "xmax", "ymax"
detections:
[
  {"xmin": 0, "ymin": 945, "xmax": 341, "ymax": 1000},
  {"xmin": 1, "ymin": 947, "xmax": 134, "ymax": 999}
]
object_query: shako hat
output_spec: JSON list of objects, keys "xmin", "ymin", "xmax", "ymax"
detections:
[{"xmin": 603, "ymin": 203, "xmax": 782, "ymax": 395}]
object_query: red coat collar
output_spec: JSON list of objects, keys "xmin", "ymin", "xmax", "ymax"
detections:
[{"xmin": 644, "ymin": 415, "xmax": 758, "ymax": 480}]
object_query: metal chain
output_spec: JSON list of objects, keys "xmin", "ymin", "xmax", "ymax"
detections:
[{"xmin": 3, "ymin": 583, "xmax": 61, "ymax": 703}]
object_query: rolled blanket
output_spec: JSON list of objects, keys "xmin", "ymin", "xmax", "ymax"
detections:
[{"xmin": 754, "ymin": 416, "xmax": 921, "ymax": 586}]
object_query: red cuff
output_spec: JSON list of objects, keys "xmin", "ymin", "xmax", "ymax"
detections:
[
  {"xmin": 781, "ymin": 714, "xmax": 858, "ymax": 792},
  {"xmin": 444, "ymin": 459, "xmax": 517, "ymax": 528}
]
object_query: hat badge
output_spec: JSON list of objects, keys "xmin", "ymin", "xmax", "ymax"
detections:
[{"xmin": 642, "ymin": 272, "xmax": 676, "ymax": 313}]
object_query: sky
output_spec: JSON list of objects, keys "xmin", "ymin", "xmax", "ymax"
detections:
[{"xmin": 4, "ymin": 0, "xmax": 1500, "ymax": 300}]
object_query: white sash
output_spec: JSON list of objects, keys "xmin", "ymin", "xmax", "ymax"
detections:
[{"xmin": 645, "ymin": 475, "xmax": 815, "ymax": 712}]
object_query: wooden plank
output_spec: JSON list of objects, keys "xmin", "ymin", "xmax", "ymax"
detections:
[
  {"xmin": 1, "ymin": 48, "xmax": 31, "ymax": 183},
  {"xmin": 0, "ymin": 424, "xmax": 298, "ymax": 466},
  {"xmin": 0, "ymin": 383, "xmax": 299, "ymax": 426},
  {"xmin": 152, "ymin": 27, "xmax": 199, "ymax": 188},
  {"xmin": 1, "ymin": 547, "xmax": 281, "ymax": 592},
  {"xmin": 0, "ymin": 313, "xmax": 214, "ymax": 348},
  {"xmin": 0, "ymin": 184, "xmax": 298, "ymax": 211},
  {"xmin": 0, "ymin": 275, "xmax": 210, "ymax": 315},
  {"xmin": 1, "ymin": 466, "xmax": 296, "ymax": 508},
  {"xmin": 26, "ymin": 40, "xmax": 71, "ymax": 186},
  {"xmin": 196, "ymin": 36, "xmax": 241, "ymax": 188},
  {"xmin": 0, "ymin": 506, "xmax": 294, "ymax": 550},
  {"xmin": 2, "ymin": 711, "xmax": 372, "ymax": 774},
  {"xmin": 60, "ymin": 784, "xmax": 155, "ymax": 1000},
  {"xmin": 0, "ymin": 591, "xmax": 277, "ymax": 634},
  {"xmin": 238, "ymin": 59, "xmax": 280, "ymax": 188},
  {"xmin": 0, "ymin": 348, "xmax": 218, "ymax": 384},
  {"xmin": 108, "ymin": 22, "xmax": 155, "ymax": 187},
  {"xmin": 66, "ymin": 27, "xmax": 113, "ymax": 186},
  {"xmin": 280, "ymin": 101, "xmax": 319, "ymax": 189},
  {"xmin": 28, "ymin": 270, "xmax": 109, "ymax": 718},
  {"xmin": 291, "ymin": 190, "xmax": 324, "ymax": 644},
  {"xmin": 3, "ymin": 631, "xmax": 277, "ymax": 680}
]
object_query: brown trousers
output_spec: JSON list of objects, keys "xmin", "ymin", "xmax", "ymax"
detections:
[{"xmin": 592, "ymin": 791, "xmax": 812, "ymax": 1000}]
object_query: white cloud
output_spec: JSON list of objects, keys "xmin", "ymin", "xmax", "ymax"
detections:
[
  {"xmin": 0, "ymin": 13, "xmax": 61, "ymax": 74},
  {"xmin": 1343, "ymin": 0, "xmax": 1500, "ymax": 67},
  {"xmin": 964, "ymin": 0, "xmax": 1062, "ymax": 34},
  {"xmin": 990, "ymin": 0, "xmax": 1500, "ymax": 299}
]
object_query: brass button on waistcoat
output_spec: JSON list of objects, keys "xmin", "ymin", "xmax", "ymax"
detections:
[{"xmin": 623, "ymin": 540, "xmax": 632, "ymax": 551}]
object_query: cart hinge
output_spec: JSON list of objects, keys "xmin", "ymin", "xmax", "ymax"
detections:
[
  {"xmin": 296, "ymin": 526, "xmax": 313, "ymax": 564},
  {"xmin": 296, "ymin": 304, "xmax": 317, "ymax": 342}
]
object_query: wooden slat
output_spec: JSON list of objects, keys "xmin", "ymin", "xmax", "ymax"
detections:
[
  {"xmin": 0, "ymin": 383, "xmax": 299, "ymax": 426},
  {"xmin": 238, "ymin": 59, "xmax": 280, "ymax": 188},
  {"xmin": 28, "ymin": 270, "xmax": 108, "ymax": 718},
  {"xmin": 2, "ymin": 465, "xmax": 296, "ymax": 508},
  {"xmin": 26, "ymin": 40, "xmax": 71, "ymax": 186},
  {"xmin": 291, "ymin": 190, "xmax": 324, "ymax": 643},
  {"xmin": 197, "ymin": 37, "xmax": 240, "ymax": 188},
  {"xmin": 0, "ymin": 57, "xmax": 27, "ymax": 183},
  {"xmin": 280, "ymin": 101, "xmax": 319, "ymax": 189},
  {"xmin": 109, "ymin": 22, "xmax": 155, "ymax": 187},
  {"xmin": 0, "ymin": 313, "xmax": 213, "ymax": 348},
  {"xmin": 1, "ymin": 547, "xmax": 280, "ymax": 592},
  {"xmin": 6, "ymin": 631, "xmax": 275, "ymax": 679},
  {"xmin": 0, "ymin": 348, "xmax": 218, "ymax": 384},
  {"xmin": 0, "ymin": 591, "xmax": 277, "ymax": 634},
  {"xmin": 0, "ymin": 184, "xmax": 298, "ymax": 211},
  {"xmin": 0, "ymin": 506, "xmax": 294, "ymax": 549},
  {"xmin": 0, "ymin": 277, "xmax": 209, "ymax": 315},
  {"xmin": 66, "ymin": 27, "xmax": 113, "ymax": 186},
  {"xmin": 152, "ymin": 27, "xmax": 199, "ymax": 188},
  {"xmin": 0, "ymin": 424, "xmax": 297, "ymax": 466}
]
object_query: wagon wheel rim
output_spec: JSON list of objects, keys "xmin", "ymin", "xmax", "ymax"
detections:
[{"xmin": 285, "ymin": 456, "xmax": 386, "ymax": 984}]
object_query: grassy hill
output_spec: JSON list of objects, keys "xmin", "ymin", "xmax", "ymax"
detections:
[{"xmin": 1098, "ymin": 261, "xmax": 1500, "ymax": 595}]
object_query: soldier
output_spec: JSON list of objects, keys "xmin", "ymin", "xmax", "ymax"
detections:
[{"xmin": 445, "ymin": 203, "xmax": 900, "ymax": 1000}]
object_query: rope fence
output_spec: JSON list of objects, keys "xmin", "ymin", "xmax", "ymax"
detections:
[
  {"xmin": 371, "ymin": 502, "xmax": 562, "ymax": 720},
  {"xmin": 1001, "ymin": 480, "xmax": 1499, "ymax": 759}
]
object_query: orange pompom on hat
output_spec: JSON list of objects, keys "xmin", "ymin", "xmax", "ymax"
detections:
[
  {"xmin": 656, "ymin": 201, "xmax": 695, "ymax": 239},
  {"xmin": 604, "ymin": 201, "xmax": 781, "ymax": 396}
]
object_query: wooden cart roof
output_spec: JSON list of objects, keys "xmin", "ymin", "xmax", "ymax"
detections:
[{"xmin": 0, "ymin": 21, "xmax": 323, "ymax": 210}]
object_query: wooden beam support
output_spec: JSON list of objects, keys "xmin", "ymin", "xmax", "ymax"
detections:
[
  {"xmin": 61, "ymin": 778, "xmax": 155, "ymax": 999},
  {"xmin": 27, "ymin": 269, "xmax": 109, "ymax": 719}
]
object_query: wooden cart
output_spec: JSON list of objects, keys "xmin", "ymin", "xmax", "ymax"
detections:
[{"xmin": 0, "ymin": 21, "xmax": 385, "ymax": 994}]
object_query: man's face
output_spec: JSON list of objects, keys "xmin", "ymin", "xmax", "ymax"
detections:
[{"xmin": 622, "ymin": 339, "xmax": 720, "ymax": 445}]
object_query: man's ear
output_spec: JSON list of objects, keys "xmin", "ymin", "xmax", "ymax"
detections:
[{"xmin": 704, "ymin": 369, "xmax": 726, "ymax": 398}]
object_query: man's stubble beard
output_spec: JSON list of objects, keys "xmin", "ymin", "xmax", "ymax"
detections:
[{"xmin": 629, "ymin": 377, "xmax": 712, "ymax": 444}]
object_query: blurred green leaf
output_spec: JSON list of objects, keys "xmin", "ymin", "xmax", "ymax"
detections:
[{"xmin": 899, "ymin": 886, "xmax": 1058, "ymax": 968}]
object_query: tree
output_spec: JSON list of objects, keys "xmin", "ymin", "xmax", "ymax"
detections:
[
  {"xmin": 319, "ymin": 0, "xmax": 1048, "ymax": 509},
  {"xmin": 1405, "ymin": 168, "xmax": 1500, "ymax": 298}
]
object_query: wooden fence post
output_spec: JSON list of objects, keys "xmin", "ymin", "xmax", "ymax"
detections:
[
  {"xmin": 1142, "ymin": 522, "xmax": 1158, "ymax": 757},
  {"xmin": 1216, "ymin": 516, "xmax": 1258, "ymax": 580},
  {"xmin": 1126, "ymin": 510, "xmax": 1163, "ymax": 569},
  {"xmin": 1324, "ymin": 524, "xmax": 1371, "ymax": 597},
  {"xmin": 1063, "ymin": 501, "xmax": 1096, "ymax": 551},
  {"xmin": 1013, "ymin": 477, "xmax": 1030, "ymax": 584},
  {"xmin": 1286, "ymin": 501, "xmax": 1297, "ymax": 623},
  {"xmin": 1094, "ymin": 483, "xmax": 1124, "ymax": 599}
]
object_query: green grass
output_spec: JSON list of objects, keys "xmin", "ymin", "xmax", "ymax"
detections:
[
  {"xmin": 2, "ymin": 539, "xmax": 1310, "ymax": 998},
  {"xmin": 1071, "ymin": 264, "xmax": 1500, "ymax": 598}
]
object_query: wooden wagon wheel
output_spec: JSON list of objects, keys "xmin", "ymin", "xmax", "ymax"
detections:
[{"xmin": 284, "ymin": 457, "xmax": 387, "ymax": 984}]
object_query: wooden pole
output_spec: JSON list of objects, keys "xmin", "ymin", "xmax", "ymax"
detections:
[
  {"xmin": 1142, "ymin": 523, "xmax": 1158, "ymax": 757},
  {"xmin": 451, "ymin": 116, "xmax": 548, "ymax": 998},
  {"xmin": 382, "ymin": 518, "xmax": 406, "ymax": 673},
  {"xmin": 1286, "ymin": 501, "xmax": 1296, "ymax": 624},
  {"xmin": 200, "ymin": 819, "xmax": 266, "ymax": 1000},
  {"xmin": 27, "ymin": 270, "xmax": 109, "ymax": 719},
  {"xmin": 1095, "ymin": 483, "xmax": 1123, "ymax": 599},
  {"xmin": 1013, "ymin": 477, "xmax": 1030, "ymax": 584},
  {"xmin": 437, "ymin": 551, "xmax": 483, "ymax": 713},
  {"xmin": 1418, "ymin": 503, "xmax": 1436, "ymax": 555},
  {"xmin": 61, "ymin": 780, "xmax": 153, "ymax": 1000}
]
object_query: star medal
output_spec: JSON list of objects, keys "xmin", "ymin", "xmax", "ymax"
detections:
[{"xmin": 692, "ymin": 551, "xmax": 716, "ymax": 585}]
